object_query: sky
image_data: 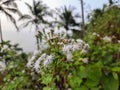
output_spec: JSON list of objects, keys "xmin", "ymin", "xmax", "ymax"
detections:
[{"xmin": 2, "ymin": 0, "xmax": 109, "ymax": 52}]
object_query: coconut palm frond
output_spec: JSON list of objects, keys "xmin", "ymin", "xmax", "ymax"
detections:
[
  {"xmin": 4, "ymin": 7, "xmax": 18, "ymax": 13},
  {"xmin": 2, "ymin": 0, "xmax": 19, "ymax": 7},
  {"xmin": 4, "ymin": 10, "xmax": 19, "ymax": 31},
  {"xmin": 19, "ymin": 15, "xmax": 32, "ymax": 21},
  {"xmin": 55, "ymin": 6, "xmax": 80, "ymax": 31},
  {"xmin": 0, "ymin": 0, "xmax": 21, "ymax": 42},
  {"xmin": 20, "ymin": 20, "xmax": 33, "ymax": 28},
  {"xmin": 25, "ymin": 2, "xmax": 34, "ymax": 14},
  {"xmin": 74, "ymin": 14, "xmax": 81, "ymax": 18}
]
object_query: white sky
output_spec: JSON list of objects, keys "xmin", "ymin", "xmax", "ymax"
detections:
[{"xmin": 2, "ymin": 0, "xmax": 109, "ymax": 52}]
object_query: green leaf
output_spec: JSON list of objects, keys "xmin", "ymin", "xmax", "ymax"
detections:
[
  {"xmin": 78, "ymin": 86, "xmax": 88, "ymax": 90},
  {"xmin": 111, "ymin": 67, "xmax": 120, "ymax": 72},
  {"xmin": 87, "ymin": 66, "xmax": 102, "ymax": 81},
  {"xmin": 85, "ymin": 79, "xmax": 99, "ymax": 87},
  {"xmin": 79, "ymin": 65, "xmax": 87, "ymax": 78},
  {"xmin": 112, "ymin": 72, "xmax": 118, "ymax": 80},
  {"xmin": 43, "ymin": 87, "xmax": 53, "ymax": 90},
  {"xmin": 42, "ymin": 74, "xmax": 52, "ymax": 85},
  {"xmin": 102, "ymin": 74, "xmax": 119, "ymax": 90},
  {"xmin": 69, "ymin": 76, "xmax": 82, "ymax": 88}
]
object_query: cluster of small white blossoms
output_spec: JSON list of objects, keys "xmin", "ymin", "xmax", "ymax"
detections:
[
  {"xmin": 0, "ymin": 57, "xmax": 6, "ymax": 72},
  {"xmin": 27, "ymin": 50, "xmax": 53, "ymax": 73},
  {"xmin": 102, "ymin": 36, "xmax": 112, "ymax": 42},
  {"xmin": 92, "ymin": 32, "xmax": 100, "ymax": 37},
  {"xmin": 92, "ymin": 32, "xmax": 120, "ymax": 43},
  {"xmin": 92, "ymin": 32, "xmax": 112, "ymax": 42},
  {"xmin": 62, "ymin": 39, "xmax": 90, "ymax": 62},
  {"xmin": 27, "ymin": 29, "xmax": 90, "ymax": 73}
]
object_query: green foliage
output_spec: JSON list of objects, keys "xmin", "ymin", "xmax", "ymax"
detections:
[
  {"xmin": 2, "ymin": 60, "xmax": 29, "ymax": 90},
  {"xmin": 84, "ymin": 4, "xmax": 120, "ymax": 90},
  {"xmin": 0, "ymin": 41, "xmax": 26, "ymax": 63},
  {"xmin": 86, "ymin": 5, "xmax": 120, "ymax": 38}
]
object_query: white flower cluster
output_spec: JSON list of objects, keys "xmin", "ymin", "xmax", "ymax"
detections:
[
  {"xmin": 27, "ymin": 51, "xmax": 53, "ymax": 73},
  {"xmin": 102, "ymin": 36, "xmax": 112, "ymax": 42},
  {"xmin": 41, "ymin": 29, "xmax": 67, "ymax": 42},
  {"xmin": 92, "ymin": 32, "xmax": 120, "ymax": 43},
  {"xmin": 92, "ymin": 32, "xmax": 100, "ymax": 37},
  {"xmin": 118, "ymin": 40, "xmax": 120, "ymax": 43},
  {"xmin": 0, "ymin": 60, "xmax": 6, "ymax": 72},
  {"xmin": 27, "ymin": 30, "xmax": 90, "ymax": 73},
  {"xmin": 62, "ymin": 39, "xmax": 90, "ymax": 61}
]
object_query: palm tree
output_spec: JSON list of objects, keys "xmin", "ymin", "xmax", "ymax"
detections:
[
  {"xmin": 55, "ymin": 6, "xmax": 80, "ymax": 30},
  {"xmin": 54, "ymin": 6, "xmax": 81, "ymax": 38},
  {"xmin": 0, "ymin": 0, "xmax": 20, "ymax": 43},
  {"xmin": 19, "ymin": 0, "xmax": 51, "ymax": 50},
  {"xmin": 87, "ymin": 8, "xmax": 104, "ymax": 25},
  {"xmin": 109, "ymin": 0, "xmax": 114, "ymax": 5}
]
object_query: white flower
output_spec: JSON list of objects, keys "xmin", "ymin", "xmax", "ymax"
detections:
[
  {"xmin": 62, "ymin": 45, "xmax": 72, "ymax": 53},
  {"xmin": 82, "ymin": 58, "xmax": 89, "ymax": 64},
  {"xmin": 72, "ymin": 44, "xmax": 79, "ymax": 52},
  {"xmin": 66, "ymin": 52, "xmax": 73, "ymax": 61},
  {"xmin": 11, "ymin": 81, "xmax": 15, "ymax": 84},
  {"xmin": 0, "ymin": 61, "xmax": 6, "ymax": 72},
  {"xmin": 81, "ymin": 49, "xmax": 88, "ymax": 55},
  {"xmin": 68, "ymin": 88, "xmax": 72, "ymax": 90},
  {"xmin": 27, "ymin": 56, "xmax": 36, "ymax": 68},
  {"xmin": 44, "ymin": 55, "xmax": 53, "ymax": 67},
  {"xmin": 40, "ymin": 53, "xmax": 47, "ymax": 59},
  {"xmin": 34, "ymin": 59, "xmax": 41, "ymax": 73},
  {"xmin": 92, "ymin": 32, "xmax": 97, "ymax": 35},
  {"xmin": 39, "ymin": 43, "xmax": 49, "ymax": 51},
  {"xmin": 81, "ymin": 44, "xmax": 90, "ymax": 54},
  {"xmin": 97, "ymin": 34, "xmax": 100, "ymax": 37},
  {"xmin": 92, "ymin": 32, "xmax": 100, "ymax": 37},
  {"xmin": 57, "ymin": 42, "xmax": 63, "ymax": 45},
  {"xmin": 102, "ymin": 36, "xmax": 112, "ymax": 42},
  {"xmin": 34, "ymin": 53, "xmax": 47, "ymax": 73},
  {"xmin": 118, "ymin": 40, "xmax": 120, "ymax": 43},
  {"xmin": 22, "ymin": 70, "xmax": 25, "ymax": 73},
  {"xmin": 76, "ymin": 39, "xmax": 85, "ymax": 49},
  {"xmin": 76, "ymin": 39, "xmax": 84, "ymax": 44},
  {"xmin": 84, "ymin": 44, "xmax": 90, "ymax": 50}
]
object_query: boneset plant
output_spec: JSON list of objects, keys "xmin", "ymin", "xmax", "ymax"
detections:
[
  {"xmin": 26, "ymin": 28, "xmax": 120, "ymax": 90},
  {"xmin": 27, "ymin": 29, "xmax": 90, "ymax": 89}
]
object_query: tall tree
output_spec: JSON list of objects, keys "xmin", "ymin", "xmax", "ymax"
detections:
[
  {"xmin": 19, "ymin": 0, "xmax": 51, "ymax": 50},
  {"xmin": 0, "ymin": 0, "xmax": 20, "ymax": 43},
  {"xmin": 54, "ymin": 6, "xmax": 81, "ymax": 38},
  {"xmin": 55, "ymin": 6, "xmax": 80, "ymax": 30},
  {"xmin": 80, "ymin": 0, "xmax": 85, "ymax": 37}
]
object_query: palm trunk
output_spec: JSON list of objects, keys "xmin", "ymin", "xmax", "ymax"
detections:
[
  {"xmin": 36, "ymin": 25, "xmax": 40, "ymax": 50},
  {"xmin": 0, "ymin": 18, "xmax": 4, "ymax": 44},
  {"xmin": 36, "ymin": 37, "xmax": 40, "ymax": 50},
  {"xmin": 80, "ymin": 0, "xmax": 85, "ymax": 37}
]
